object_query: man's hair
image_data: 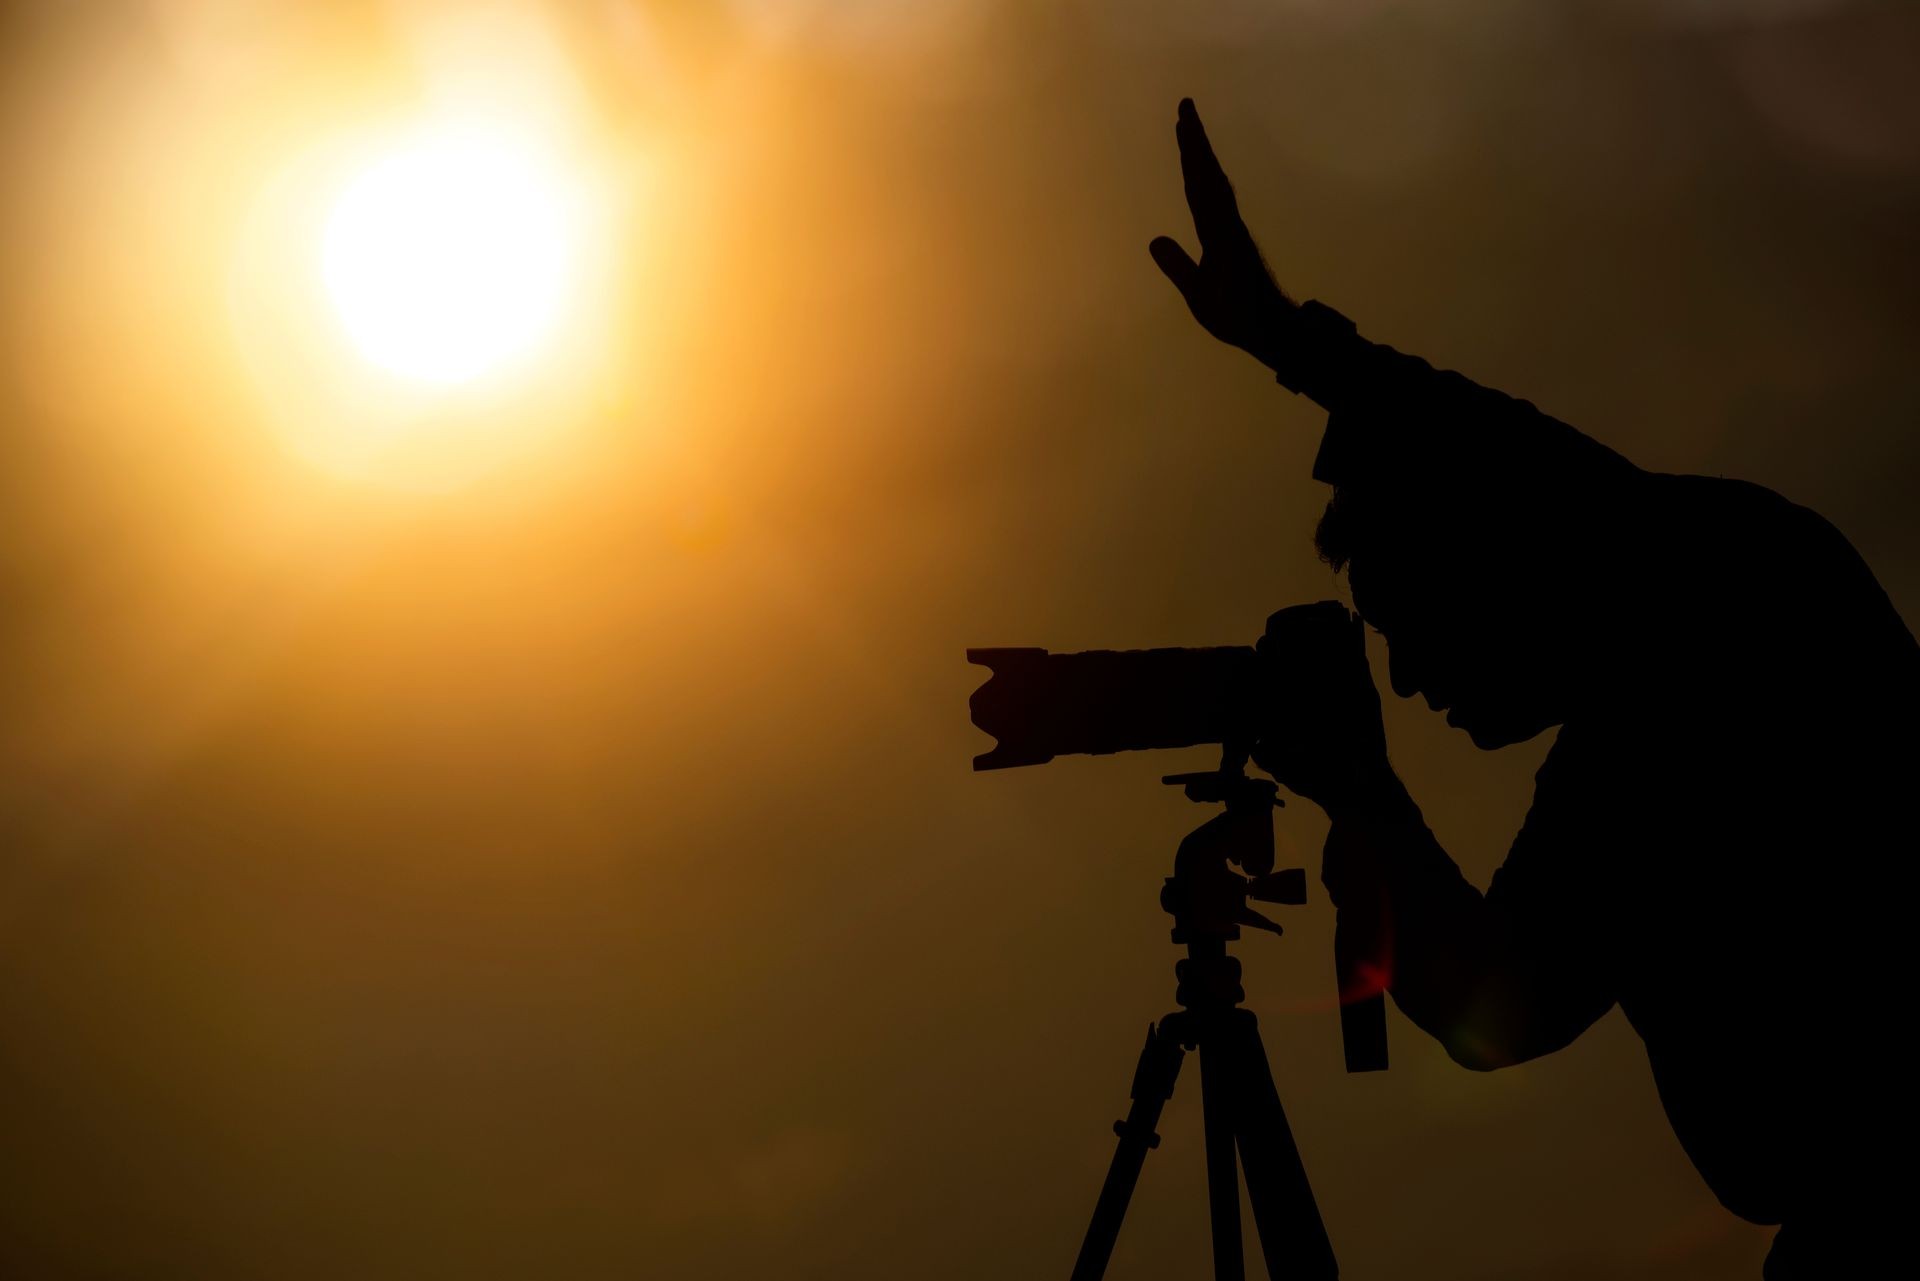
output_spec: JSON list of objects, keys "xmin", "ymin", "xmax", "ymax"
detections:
[
  {"xmin": 1316, "ymin": 485, "xmax": 1433, "ymax": 574},
  {"xmin": 1314, "ymin": 487, "xmax": 1363, "ymax": 572}
]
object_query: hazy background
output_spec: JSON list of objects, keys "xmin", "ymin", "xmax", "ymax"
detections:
[{"xmin": 2, "ymin": 1, "xmax": 1916, "ymax": 1277}]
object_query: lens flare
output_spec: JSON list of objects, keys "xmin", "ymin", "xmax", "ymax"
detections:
[{"xmin": 321, "ymin": 127, "xmax": 578, "ymax": 385}]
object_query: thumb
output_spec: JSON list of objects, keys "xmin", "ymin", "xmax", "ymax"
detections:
[{"xmin": 1148, "ymin": 236, "xmax": 1201, "ymax": 303}]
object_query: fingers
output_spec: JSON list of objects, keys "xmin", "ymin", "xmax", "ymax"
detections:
[
  {"xmin": 1175, "ymin": 98, "xmax": 1247, "ymax": 255},
  {"xmin": 1260, "ymin": 601, "xmax": 1359, "ymax": 649},
  {"xmin": 1148, "ymin": 235, "xmax": 1200, "ymax": 302}
]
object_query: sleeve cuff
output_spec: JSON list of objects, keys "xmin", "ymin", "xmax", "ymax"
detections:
[{"xmin": 1271, "ymin": 300, "xmax": 1360, "ymax": 405}]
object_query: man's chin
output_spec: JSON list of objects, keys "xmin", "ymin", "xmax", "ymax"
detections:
[{"xmin": 1448, "ymin": 706, "xmax": 1552, "ymax": 750}]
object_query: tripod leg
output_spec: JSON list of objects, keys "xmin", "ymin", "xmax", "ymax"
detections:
[
  {"xmin": 1223, "ymin": 1009, "xmax": 1338, "ymax": 1280},
  {"xmin": 1070, "ymin": 1022, "xmax": 1186, "ymax": 1281},
  {"xmin": 1198, "ymin": 1024, "xmax": 1246, "ymax": 1281}
]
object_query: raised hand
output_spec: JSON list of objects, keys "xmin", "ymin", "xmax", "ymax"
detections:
[{"xmin": 1149, "ymin": 99, "xmax": 1295, "ymax": 366}]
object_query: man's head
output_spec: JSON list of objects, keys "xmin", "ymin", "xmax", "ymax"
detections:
[{"xmin": 1316, "ymin": 483, "xmax": 1602, "ymax": 749}]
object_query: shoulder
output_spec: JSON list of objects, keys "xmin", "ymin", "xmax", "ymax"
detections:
[
  {"xmin": 1606, "ymin": 472, "xmax": 1916, "ymax": 752},
  {"xmin": 1642, "ymin": 474, "xmax": 1862, "ymax": 572},
  {"xmin": 1643, "ymin": 472, "xmax": 1823, "ymax": 543},
  {"xmin": 1636, "ymin": 473, "xmax": 1906, "ymax": 634}
]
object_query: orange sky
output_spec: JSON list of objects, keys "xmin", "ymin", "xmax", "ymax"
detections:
[{"xmin": 1, "ymin": 3, "xmax": 1916, "ymax": 1278}]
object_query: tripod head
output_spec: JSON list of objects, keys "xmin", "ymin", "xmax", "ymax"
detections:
[
  {"xmin": 1158, "ymin": 747, "xmax": 1389, "ymax": 1072},
  {"xmin": 1159, "ymin": 749, "xmax": 1309, "ymax": 949}
]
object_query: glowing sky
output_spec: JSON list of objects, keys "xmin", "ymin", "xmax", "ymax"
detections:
[{"xmin": 0, "ymin": 3, "xmax": 1914, "ymax": 1279}]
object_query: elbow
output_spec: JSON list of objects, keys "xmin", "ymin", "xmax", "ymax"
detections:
[
  {"xmin": 1444, "ymin": 1038, "xmax": 1525, "ymax": 1072},
  {"xmin": 1396, "ymin": 969, "xmax": 1607, "ymax": 1072},
  {"xmin": 1441, "ymin": 1024, "xmax": 1550, "ymax": 1072},
  {"xmin": 1401, "ymin": 990, "xmax": 1537, "ymax": 1070},
  {"xmin": 1422, "ymin": 984, "xmax": 1600, "ymax": 1071}
]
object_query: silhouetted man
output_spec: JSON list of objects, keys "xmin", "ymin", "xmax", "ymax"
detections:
[{"xmin": 1149, "ymin": 99, "xmax": 1916, "ymax": 1278}]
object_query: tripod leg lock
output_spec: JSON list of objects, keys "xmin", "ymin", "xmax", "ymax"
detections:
[
  {"xmin": 1071, "ymin": 1024, "xmax": 1189, "ymax": 1281},
  {"xmin": 1109, "ymin": 1022, "xmax": 1185, "ymax": 1149},
  {"xmin": 1128, "ymin": 1022, "xmax": 1185, "ymax": 1102}
]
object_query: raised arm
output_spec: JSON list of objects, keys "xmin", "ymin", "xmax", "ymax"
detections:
[
  {"xmin": 1151, "ymin": 100, "xmax": 1639, "ymax": 491},
  {"xmin": 1147, "ymin": 97, "xmax": 1490, "ymax": 418}
]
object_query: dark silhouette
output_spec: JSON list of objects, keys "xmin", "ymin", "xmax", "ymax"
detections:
[
  {"xmin": 1151, "ymin": 99, "xmax": 1918, "ymax": 1279},
  {"xmin": 1070, "ymin": 764, "xmax": 1336, "ymax": 1281}
]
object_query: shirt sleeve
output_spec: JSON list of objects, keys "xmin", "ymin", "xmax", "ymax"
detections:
[{"xmin": 1271, "ymin": 300, "xmax": 1639, "ymax": 494}]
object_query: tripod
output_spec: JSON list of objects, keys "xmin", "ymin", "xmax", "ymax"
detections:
[{"xmin": 1070, "ymin": 755, "xmax": 1339, "ymax": 1281}]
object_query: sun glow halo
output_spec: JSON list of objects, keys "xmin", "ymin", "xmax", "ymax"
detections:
[{"xmin": 321, "ymin": 127, "xmax": 579, "ymax": 386}]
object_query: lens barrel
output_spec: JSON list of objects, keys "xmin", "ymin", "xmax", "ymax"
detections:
[{"xmin": 966, "ymin": 645, "xmax": 1259, "ymax": 770}]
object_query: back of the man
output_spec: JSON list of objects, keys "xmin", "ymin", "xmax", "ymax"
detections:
[
  {"xmin": 1541, "ymin": 471, "xmax": 1916, "ymax": 1264},
  {"xmin": 1144, "ymin": 95, "xmax": 1917, "ymax": 1274}
]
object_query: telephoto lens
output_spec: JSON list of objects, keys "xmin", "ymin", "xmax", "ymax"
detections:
[{"xmin": 966, "ymin": 645, "xmax": 1260, "ymax": 770}]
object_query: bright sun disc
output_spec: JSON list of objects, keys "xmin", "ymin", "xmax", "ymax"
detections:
[{"xmin": 321, "ymin": 128, "xmax": 577, "ymax": 386}]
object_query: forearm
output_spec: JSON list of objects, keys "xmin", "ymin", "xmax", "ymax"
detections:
[
  {"xmin": 1255, "ymin": 300, "xmax": 1639, "ymax": 491},
  {"xmin": 1321, "ymin": 779, "xmax": 1492, "ymax": 1044},
  {"xmin": 1321, "ymin": 778, "xmax": 1602, "ymax": 1069}
]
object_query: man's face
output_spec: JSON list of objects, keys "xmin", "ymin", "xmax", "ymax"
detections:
[{"xmin": 1347, "ymin": 552, "xmax": 1566, "ymax": 750}]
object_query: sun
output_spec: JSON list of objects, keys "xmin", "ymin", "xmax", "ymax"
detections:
[{"xmin": 320, "ymin": 125, "xmax": 579, "ymax": 386}]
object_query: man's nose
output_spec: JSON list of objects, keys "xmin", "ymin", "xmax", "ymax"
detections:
[{"xmin": 1387, "ymin": 644, "xmax": 1423, "ymax": 701}]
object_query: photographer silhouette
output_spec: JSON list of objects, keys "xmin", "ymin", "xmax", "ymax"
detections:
[{"xmin": 1153, "ymin": 99, "xmax": 1917, "ymax": 1279}]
